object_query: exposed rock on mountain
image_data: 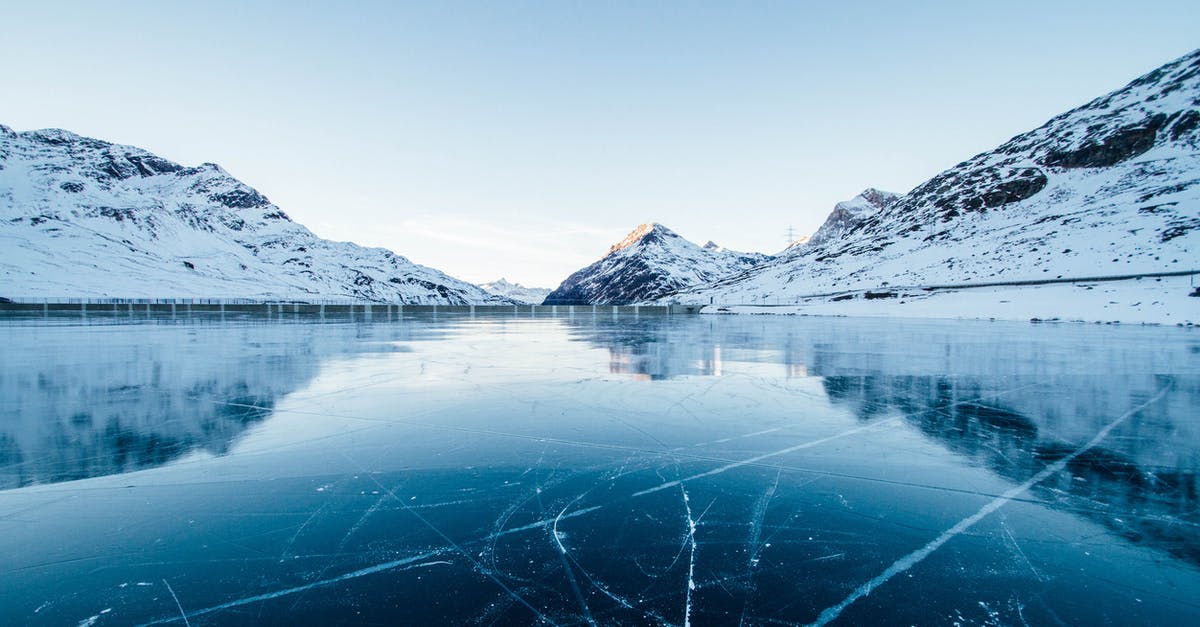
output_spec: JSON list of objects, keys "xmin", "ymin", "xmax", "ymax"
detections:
[
  {"xmin": 543, "ymin": 223, "xmax": 771, "ymax": 305},
  {"xmin": 0, "ymin": 126, "xmax": 508, "ymax": 303}
]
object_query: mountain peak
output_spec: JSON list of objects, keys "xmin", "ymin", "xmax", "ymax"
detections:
[
  {"xmin": 797, "ymin": 188, "xmax": 901, "ymax": 251},
  {"xmin": 23, "ymin": 127, "xmax": 86, "ymax": 144},
  {"xmin": 856, "ymin": 188, "xmax": 902, "ymax": 208},
  {"xmin": 607, "ymin": 222, "xmax": 677, "ymax": 255},
  {"xmin": 833, "ymin": 188, "xmax": 901, "ymax": 214}
]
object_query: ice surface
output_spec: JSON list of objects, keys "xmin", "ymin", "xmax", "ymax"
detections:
[{"xmin": 1, "ymin": 311, "xmax": 1198, "ymax": 625}]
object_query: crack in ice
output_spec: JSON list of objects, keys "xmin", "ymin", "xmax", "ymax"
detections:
[
  {"xmin": 681, "ymin": 486, "xmax": 698, "ymax": 627},
  {"xmin": 161, "ymin": 579, "xmax": 190, "ymax": 627},
  {"xmin": 548, "ymin": 494, "xmax": 597, "ymax": 627},
  {"xmin": 136, "ymin": 552, "xmax": 451, "ymax": 625},
  {"xmin": 356, "ymin": 465, "xmax": 556, "ymax": 624},
  {"xmin": 740, "ymin": 468, "xmax": 782, "ymax": 626},
  {"xmin": 635, "ymin": 420, "xmax": 899, "ymax": 497}
]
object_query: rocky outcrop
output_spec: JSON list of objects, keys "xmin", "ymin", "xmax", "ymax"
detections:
[
  {"xmin": 928, "ymin": 167, "xmax": 1048, "ymax": 217},
  {"xmin": 1042, "ymin": 114, "xmax": 1167, "ymax": 168}
]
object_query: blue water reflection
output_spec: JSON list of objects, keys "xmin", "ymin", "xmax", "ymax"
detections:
[{"xmin": 1, "ymin": 312, "xmax": 1197, "ymax": 625}]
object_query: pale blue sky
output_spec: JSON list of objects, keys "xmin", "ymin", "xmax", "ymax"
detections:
[{"xmin": 2, "ymin": 1, "xmax": 1197, "ymax": 287}]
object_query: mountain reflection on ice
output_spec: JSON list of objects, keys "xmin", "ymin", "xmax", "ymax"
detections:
[
  {"xmin": 1, "ymin": 312, "xmax": 1198, "ymax": 626},
  {"xmin": 0, "ymin": 317, "xmax": 440, "ymax": 489},
  {"xmin": 0, "ymin": 321, "xmax": 327, "ymax": 489},
  {"xmin": 577, "ymin": 315, "xmax": 1200, "ymax": 568}
]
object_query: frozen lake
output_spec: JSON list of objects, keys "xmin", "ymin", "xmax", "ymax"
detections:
[{"xmin": 2, "ymin": 311, "xmax": 1199, "ymax": 625}]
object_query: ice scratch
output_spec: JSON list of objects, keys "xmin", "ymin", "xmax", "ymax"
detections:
[
  {"xmin": 137, "ymin": 501, "xmax": 604, "ymax": 627},
  {"xmin": 806, "ymin": 386, "xmax": 1169, "ymax": 627},
  {"xmin": 740, "ymin": 468, "xmax": 782, "ymax": 626},
  {"xmin": 338, "ymin": 491, "xmax": 390, "ymax": 551},
  {"xmin": 636, "ymin": 419, "xmax": 898, "ymax": 497},
  {"xmin": 289, "ymin": 487, "xmax": 396, "ymax": 611},
  {"xmin": 1002, "ymin": 523, "xmax": 1045, "ymax": 583},
  {"xmin": 538, "ymin": 497, "xmax": 657, "ymax": 620},
  {"xmin": 549, "ymin": 496, "xmax": 597, "ymax": 627},
  {"xmin": 697, "ymin": 427, "xmax": 785, "ymax": 448},
  {"xmin": 279, "ymin": 501, "xmax": 329, "ymax": 562},
  {"xmin": 162, "ymin": 579, "xmax": 191, "ymax": 627},
  {"xmin": 136, "ymin": 551, "xmax": 451, "ymax": 625},
  {"xmin": 359, "ymin": 473, "xmax": 554, "ymax": 625},
  {"xmin": 492, "ymin": 505, "xmax": 603, "ymax": 539},
  {"xmin": 748, "ymin": 469, "xmax": 781, "ymax": 570},
  {"xmin": 550, "ymin": 527, "xmax": 657, "ymax": 621},
  {"xmin": 682, "ymin": 486, "xmax": 698, "ymax": 627}
]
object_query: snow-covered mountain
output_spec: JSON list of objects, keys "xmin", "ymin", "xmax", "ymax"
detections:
[
  {"xmin": 543, "ymin": 223, "xmax": 772, "ymax": 305},
  {"xmin": 0, "ymin": 126, "xmax": 509, "ymax": 303},
  {"xmin": 675, "ymin": 49, "xmax": 1200, "ymax": 310},
  {"xmin": 477, "ymin": 278, "xmax": 552, "ymax": 304}
]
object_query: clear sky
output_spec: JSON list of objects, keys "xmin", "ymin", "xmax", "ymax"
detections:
[{"xmin": 2, "ymin": 1, "xmax": 1197, "ymax": 288}]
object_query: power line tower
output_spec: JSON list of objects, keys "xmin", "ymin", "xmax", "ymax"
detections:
[{"xmin": 785, "ymin": 224, "xmax": 796, "ymax": 245}]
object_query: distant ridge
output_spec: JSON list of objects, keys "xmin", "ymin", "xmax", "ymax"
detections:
[{"xmin": 478, "ymin": 278, "xmax": 552, "ymax": 304}]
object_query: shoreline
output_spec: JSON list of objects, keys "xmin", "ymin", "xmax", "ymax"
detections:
[{"xmin": 699, "ymin": 274, "xmax": 1198, "ymax": 326}]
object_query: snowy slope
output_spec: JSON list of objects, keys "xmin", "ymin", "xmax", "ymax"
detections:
[
  {"xmin": 478, "ymin": 278, "xmax": 552, "ymax": 304},
  {"xmin": 0, "ymin": 126, "xmax": 509, "ymax": 303},
  {"xmin": 543, "ymin": 223, "xmax": 772, "ymax": 305},
  {"xmin": 676, "ymin": 49, "xmax": 1200, "ymax": 312}
]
